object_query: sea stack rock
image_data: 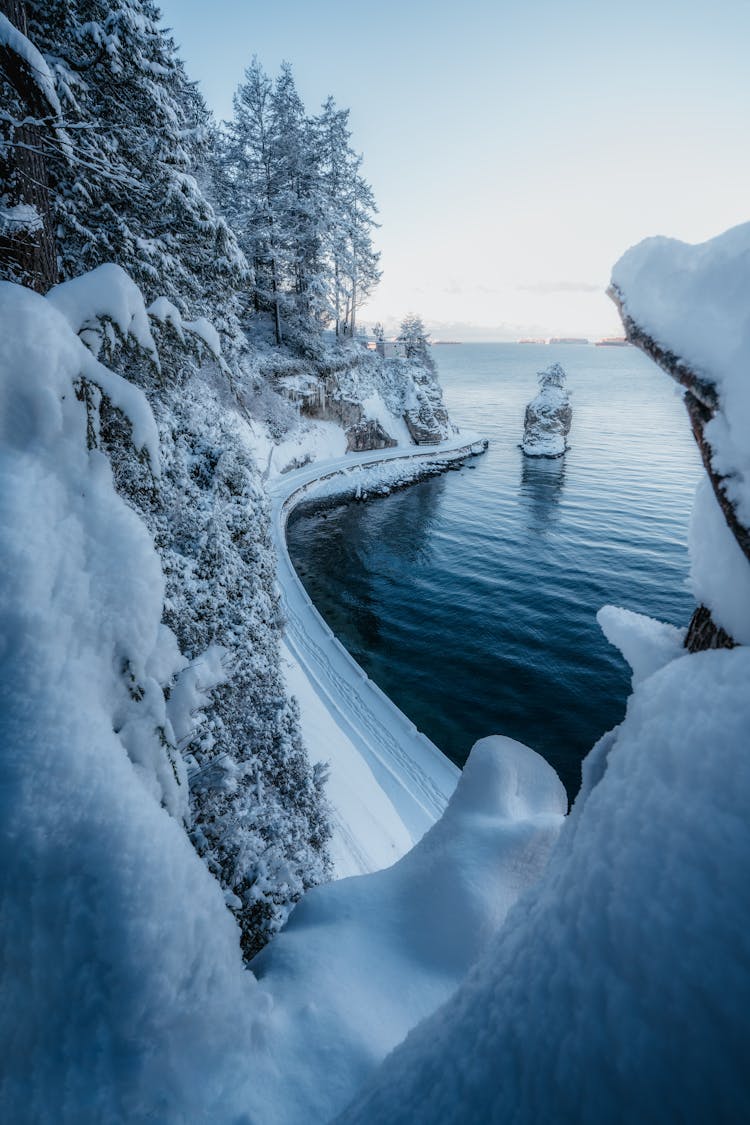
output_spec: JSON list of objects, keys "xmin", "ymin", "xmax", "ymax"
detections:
[{"xmin": 521, "ymin": 362, "xmax": 572, "ymax": 457}]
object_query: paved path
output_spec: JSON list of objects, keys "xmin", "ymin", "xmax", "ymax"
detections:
[{"xmin": 268, "ymin": 435, "xmax": 486, "ymax": 845}]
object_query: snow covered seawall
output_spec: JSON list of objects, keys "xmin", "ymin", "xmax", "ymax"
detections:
[{"xmin": 269, "ymin": 435, "xmax": 488, "ymax": 876}]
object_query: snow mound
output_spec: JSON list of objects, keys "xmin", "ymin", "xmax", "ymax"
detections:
[
  {"xmin": 521, "ymin": 361, "xmax": 572, "ymax": 457},
  {"xmin": 251, "ymin": 735, "xmax": 566, "ymax": 1125},
  {"xmin": 597, "ymin": 604, "xmax": 686, "ymax": 687},
  {"xmin": 340, "ymin": 647, "xmax": 750, "ymax": 1125}
]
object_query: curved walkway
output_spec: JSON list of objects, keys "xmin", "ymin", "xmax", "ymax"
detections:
[{"xmin": 268, "ymin": 434, "xmax": 487, "ymax": 855}]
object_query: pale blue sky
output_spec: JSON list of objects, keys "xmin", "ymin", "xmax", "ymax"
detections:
[{"xmin": 159, "ymin": 0, "xmax": 750, "ymax": 339}]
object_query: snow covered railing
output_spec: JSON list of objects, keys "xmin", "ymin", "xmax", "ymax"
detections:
[{"xmin": 268, "ymin": 435, "xmax": 487, "ymax": 846}]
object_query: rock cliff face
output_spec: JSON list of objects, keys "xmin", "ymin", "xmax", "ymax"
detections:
[
  {"xmin": 346, "ymin": 419, "xmax": 398, "ymax": 452},
  {"xmin": 285, "ymin": 346, "xmax": 453, "ymax": 450},
  {"xmin": 401, "ymin": 360, "xmax": 453, "ymax": 445},
  {"xmin": 521, "ymin": 362, "xmax": 572, "ymax": 457}
]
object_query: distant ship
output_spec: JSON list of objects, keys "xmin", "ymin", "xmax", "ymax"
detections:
[
  {"xmin": 548, "ymin": 337, "xmax": 589, "ymax": 345},
  {"xmin": 595, "ymin": 337, "xmax": 630, "ymax": 347},
  {"xmin": 518, "ymin": 337, "xmax": 547, "ymax": 344}
]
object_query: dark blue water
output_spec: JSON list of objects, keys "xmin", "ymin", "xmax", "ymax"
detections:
[{"xmin": 287, "ymin": 344, "xmax": 702, "ymax": 799}]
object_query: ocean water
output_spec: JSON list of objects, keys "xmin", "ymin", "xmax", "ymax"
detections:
[{"xmin": 287, "ymin": 343, "xmax": 702, "ymax": 799}]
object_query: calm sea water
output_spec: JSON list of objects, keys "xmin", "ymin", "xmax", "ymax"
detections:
[{"xmin": 287, "ymin": 343, "xmax": 702, "ymax": 799}]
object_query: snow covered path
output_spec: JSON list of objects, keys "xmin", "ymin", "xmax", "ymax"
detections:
[{"xmin": 269, "ymin": 435, "xmax": 487, "ymax": 874}]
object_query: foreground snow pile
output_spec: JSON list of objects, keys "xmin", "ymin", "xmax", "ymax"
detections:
[
  {"xmin": 252, "ymin": 736, "xmax": 566, "ymax": 1125},
  {"xmin": 0, "ymin": 282, "xmax": 270, "ymax": 1121},
  {"xmin": 521, "ymin": 361, "xmax": 572, "ymax": 457},
  {"xmin": 341, "ymin": 648, "xmax": 750, "ymax": 1124}
]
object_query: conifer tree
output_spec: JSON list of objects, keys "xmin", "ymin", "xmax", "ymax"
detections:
[{"xmin": 25, "ymin": 0, "xmax": 247, "ymax": 326}]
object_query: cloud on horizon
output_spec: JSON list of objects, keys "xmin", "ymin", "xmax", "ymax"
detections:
[{"xmin": 517, "ymin": 280, "xmax": 602, "ymax": 295}]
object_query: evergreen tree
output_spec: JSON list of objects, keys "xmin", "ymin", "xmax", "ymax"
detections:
[
  {"xmin": 0, "ymin": 0, "xmax": 59, "ymax": 290},
  {"xmin": 399, "ymin": 312, "xmax": 435, "ymax": 370},
  {"xmin": 224, "ymin": 57, "xmax": 288, "ymax": 343},
  {"xmin": 25, "ymin": 0, "xmax": 248, "ymax": 326},
  {"xmin": 313, "ymin": 95, "xmax": 381, "ymax": 337}
]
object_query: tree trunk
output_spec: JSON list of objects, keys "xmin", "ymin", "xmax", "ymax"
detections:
[{"xmin": 0, "ymin": 0, "xmax": 58, "ymax": 292}]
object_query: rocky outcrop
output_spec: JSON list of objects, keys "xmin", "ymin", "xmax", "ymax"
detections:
[
  {"xmin": 521, "ymin": 363, "xmax": 572, "ymax": 458},
  {"xmin": 346, "ymin": 419, "xmax": 397, "ymax": 452},
  {"xmin": 402, "ymin": 362, "xmax": 453, "ymax": 445}
]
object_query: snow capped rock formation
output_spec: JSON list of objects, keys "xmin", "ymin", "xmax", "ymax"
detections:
[{"xmin": 521, "ymin": 361, "xmax": 572, "ymax": 457}]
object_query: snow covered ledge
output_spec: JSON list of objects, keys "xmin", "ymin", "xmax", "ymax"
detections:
[
  {"xmin": 610, "ymin": 225, "xmax": 750, "ymax": 647},
  {"xmin": 268, "ymin": 435, "xmax": 487, "ymax": 877}
]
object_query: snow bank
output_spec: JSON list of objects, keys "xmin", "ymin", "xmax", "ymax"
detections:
[
  {"xmin": 253, "ymin": 735, "xmax": 566, "ymax": 1125},
  {"xmin": 0, "ymin": 281, "xmax": 270, "ymax": 1122},
  {"xmin": 341, "ymin": 647, "xmax": 750, "ymax": 1125},
  {"xmin": 361, "ymin": 390, "xmax": 413, "ymax": 446}
]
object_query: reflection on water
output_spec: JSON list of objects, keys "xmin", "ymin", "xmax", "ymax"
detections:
[
  {"xmin": 519, "ymin": 453, "xmax": 566, "ymax": 535},
  {"xmin": 289, "ymin": 476, "xmax": 446, "ymax": 652}
]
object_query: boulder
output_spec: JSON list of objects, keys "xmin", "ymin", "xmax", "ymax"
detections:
[{"xmin": 345, "ymin": 419, "xmax": 398, "ymax": 452}]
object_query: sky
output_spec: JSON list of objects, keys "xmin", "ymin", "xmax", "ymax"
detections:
[{"xmin": 159, "ymin": 0, "xmax": 750, "ymax": 341}]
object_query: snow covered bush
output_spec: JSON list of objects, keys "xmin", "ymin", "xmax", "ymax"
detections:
[{"xmin": 44, "ymin": 264, "xmax": 332, "ymax": 958}]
